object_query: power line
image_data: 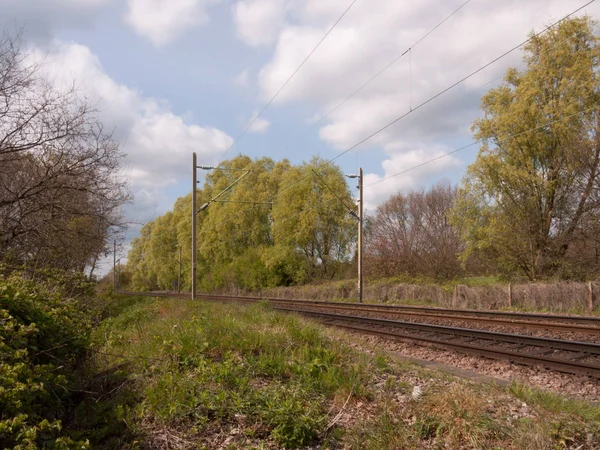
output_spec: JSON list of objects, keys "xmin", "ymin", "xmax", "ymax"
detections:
[
  {"xmin": 218, "ymin": 0, "xmax": 360, "ymax": 165},
  {"xmin": 366, "ymin": 101, "xmax": 599, "ymax": 188},
  {"xmin": 284, "ymin": 0, "xmax": 473, "ymax": 152},
  {"xmin": 197, "ymin": 1, "xmax": 595, "ymax": 232},
  {"xmin": 269, "ymin": 104, "xmax": 599, "ymax": 229},
  {"xmin": 212, "ymin": 0, "xmax": 470, "ymax": 211},
  {"xmin": 311, "ymin": 169, "xmax": 358, "ymax": 218},
  {"xmin": 181, "ymin": 105, "xmax": 600, "ymax": 269},
  {"xmin": 201, "ymin": 0, "xmax": 483, "ymax": 226},
  {"xmin": 206, "ymin": 94, "xmax": 598, "ymax": 233},
  {"xmin": 205, "ymin": 172, "xmax": 316, "ymax": 231},
  {"xmin": 328, "ymin": 0, "xmax": 595, "ymax": 163}
]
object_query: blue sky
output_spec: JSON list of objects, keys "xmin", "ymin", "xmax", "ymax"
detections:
[{"xmin": 3, "ymin": 0, "xmax": 599, "ymax": 269}]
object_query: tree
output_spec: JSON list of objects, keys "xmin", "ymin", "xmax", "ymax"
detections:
[
  {"xmin": 452, "ymin": 17, "xmax": 600, "ymax": 280},
  {"xmin": 198, "ymin": 156, "xmax": 287, "ymax": 265},
  {"xmin": 0, "ymin": 31, "xmax": 130, "ymax": 274},
  {"xmin": 365, "ymin": 183, "xmax": 462, "ymax": 279},
  {"xmin": 126, "ymin": 156, "xmax": 357, "ymax": 291},
  {"xmin": 272, "ymin": 157, "xmax": 356, "ymax": 279}
]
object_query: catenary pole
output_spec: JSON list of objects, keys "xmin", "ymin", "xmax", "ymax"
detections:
[
  {"xmin": 192, "ymin": 152, "xmax": 197, "ymax": 300},
  {"xmin": 358, "ymin": 168, "xmax": 363, "ymax": 303},
  {"xmin": 178, "ymin": 245, "xmax": 182, "ymax": 295},
  {"xmin": 113, "ymin": 240, "xmax": 116, "ymax": 291}
]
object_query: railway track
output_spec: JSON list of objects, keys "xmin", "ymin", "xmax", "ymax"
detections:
[
  {"xmin": 119, "ymin": 291, "xmax": 600, "ymax": 378},
  {"xmin": 168, "ymin": 292, "xmax": 600, "ymax": 334}
]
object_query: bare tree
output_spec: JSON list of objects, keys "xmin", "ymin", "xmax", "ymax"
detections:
[
  {"xmin": 365, "ymin": 183, "xmax": 462, "ymax": 279},
  {"xmin": 0, "ymin": 30, "xmax": 131, "ymax": 274}
]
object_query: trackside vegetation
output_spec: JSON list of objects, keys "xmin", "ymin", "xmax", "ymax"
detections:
[
  {"xmin": 124, "ymin": 17, "xmax": 600, "ymax": 294},
  {"xmin": 2, "ymin": 277, "xmax": 599, "ymax": 448},
  {"xmin": 89, "ymin": 295, "xmax": 599, "ymax": 448},
  {"xmin": 0, "ymin": 271, "xmax": 95, "ymax": 448},
  {"xmin": 125, "ymin": 155, "xmax": 357, "ymax": 293}
]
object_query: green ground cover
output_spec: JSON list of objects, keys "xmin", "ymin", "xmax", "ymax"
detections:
[{"xmin": 87, "ymin": 295, "xmax": 600, "ymax": 449}]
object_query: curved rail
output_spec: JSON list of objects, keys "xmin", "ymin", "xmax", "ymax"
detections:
[
  {"xmin": 118, "ymin": 291, "xmax": 600, "ymax": 377},
  {"xmin": 120, "ymin": 291, "xmax": 600, "ymax": 332}
]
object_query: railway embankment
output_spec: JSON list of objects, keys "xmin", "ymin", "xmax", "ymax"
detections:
[
  {"xmin": 262, "ymin": 278, "xmax": 600, "ymax": 314},
  {"xmin": 88, "ymin": 294, "xmax": 600, "ymax": 449}
]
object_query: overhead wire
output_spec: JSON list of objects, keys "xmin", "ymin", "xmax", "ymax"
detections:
[
  {"xmin": 366, "ymin": 100, "xmax": 600, "ymax": 188},
  {"xmin": 201, "ymin": 0, "xmax": 475, "ymax": 227},
  {"xmin": 217, "ymin": 0, "xmax": 360, "ymax": 165},
  {"xmin": 193, "ymin": 0, "xmax": 360, "ymax": 220},
  {"xmin": 209, "ymin": 0, "xmax": 476, "ymax": 219},
  {"xmin": 210, "ymin": 96, "xmax": 600, "ymax": 231},
  {"xmin": 198, "ymin": 0, "xmax": 596, "ymax": 233},
  {"xmin": 327, "ymin": 0, "xmax": 595, "ymax": 163},
  {"xmin": 311, "ymin": 169, "xmax": 358, "ymax": 218},
  {"xmin": 283, "ymin": 0, "xmax": 473, "ymax": 151}
]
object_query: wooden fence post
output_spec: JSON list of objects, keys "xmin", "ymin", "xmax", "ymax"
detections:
[
  {"xmin": 508, "ymin": 283, "xmax": 512, "ymax": 308},
  {"xmin": 588, "ymin": 281, "xmax": 594, "ymax": 314},
  {"xmin": 452, "ymin": 285, "xmax": 458, "ymax": 308}
]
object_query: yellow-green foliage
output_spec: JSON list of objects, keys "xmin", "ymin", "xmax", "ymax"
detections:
[
  {"xmin": 126, "ymin": 155, "xmax": 357, "ymax": 292},
  {"xmin": 452, "ymin": 17, "xmax": 600, "ymax": 281},
  {"xmin": 0, "ymin": 274, "xmax": 92, "ymax": 449},
  {"xmin": 95, "ymin": 297, "xmax": 374, "ymax": 448}
]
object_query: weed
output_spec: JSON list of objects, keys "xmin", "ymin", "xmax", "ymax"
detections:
[{"xmin": 88, "ymin": 295, "xmax": 600, "ymax": 449}]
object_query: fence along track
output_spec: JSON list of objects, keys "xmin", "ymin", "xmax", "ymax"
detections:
[
  {"xmin": 119, "ymin": 291, "xmax": 600, "ymax": 378},
  {"xmin": 126, "ymin": 291, "xmax": 600, "ymax": 325},
  {"xmin": 193, "ymin": 293, "xmax": 600, "ymax": 332}
]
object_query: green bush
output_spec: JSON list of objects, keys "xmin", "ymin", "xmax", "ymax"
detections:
[{"xmin": 0, "ymin": 274, "xmax": 91, "ymax": 449}]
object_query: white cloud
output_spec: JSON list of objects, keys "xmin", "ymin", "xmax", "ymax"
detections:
[
  {"xmin": 363, "ymin": 146, "xmax": 462, "ymax": 211},
  {"xmin": 125, "ymin": 0, "xmax": 215, "ymax": 46},
  {"xmin": 232, "ymin": 0, "xmax": 288, "ymax": 46},
  {"xmin": 248, "ymin": 0, "xmax": 600, "ymax": 206},
  {"xmin": 247, "ymin": 113, "xmax": 270, "ymax": 134},
  {"xmin": 33, "ymin": 42, "xmax": 234, "ymax": 192}
]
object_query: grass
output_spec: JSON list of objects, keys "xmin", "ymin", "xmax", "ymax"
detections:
[
  {"xmin": 92, "ymin": 296, "xmax": 375, "ymax": 448},
  {"xmin": 87, "ymin": 294, "xmax": 600, "ymax": 448},
  {"xmin": 370, "ymin": 274, "xmax": 505, "ymax": 291}
]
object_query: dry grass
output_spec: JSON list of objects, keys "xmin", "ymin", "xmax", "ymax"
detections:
[
  {"xmin": 92, "ymin": 295, "xmax": 600, "ymax": 449},
  {"xmin": 263, "ymin": 280, "xmax": 599, "ymax": 314}
]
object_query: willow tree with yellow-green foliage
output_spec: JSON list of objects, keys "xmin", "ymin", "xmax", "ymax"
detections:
[
  {"xmin": 452, "ymin": 17, "xmax": 600, "ymax": 280},
  {"xmin": 126, "ymin": 155, "xmax": 357, "ymax": 291}
]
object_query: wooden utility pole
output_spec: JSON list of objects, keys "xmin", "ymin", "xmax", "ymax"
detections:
[
  {"xmin": 358, "ymin": 168, "xmax": 363, "ymax": 303},
  {"xmin": 113, "ymin": 240, "xmax": 116, "ymax": 291},
  {"xmin": 178, "ymin": 245, "xmax": 182, "ymax": 295},
  {"xmin": 192, "ymin": 152, "xmax": 197, "ymax": 300}
]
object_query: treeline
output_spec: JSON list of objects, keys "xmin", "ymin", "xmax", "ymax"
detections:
[
  {"xmin": 368, "ymin": 18, "xmax": 600, "ymax": 282},
  {"xmin": 126, "ymin": 156, "xmax": 356, "ymax": 291},
  {"xmin": 365, "ymin": 183, "xmax": 465, "ymax": 280},
  {"xmin": 0, "ymin": 31, "xmax": 129, "ymax": 276},
  {"xmin": 127, "ymin": 17, "xmax": 600, "ymax": 288}
]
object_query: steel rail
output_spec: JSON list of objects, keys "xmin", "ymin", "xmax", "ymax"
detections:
[
  {"xmin": 272, "ymin": 308, "xmax": 600, "ymax": 354},
  {"xmin": 316, "ymin": 320, "xmax": 600, "ymax": 378},
  {"xmin": 189, "ymin": 293, "xmax": 600, "ymax": 335},
  {"xmin": 205, "ymin": 294, "xmax": 600, "ymax": 326},
  {"xmin": 268, "ymin": 302, "xmax": 600, "ymax": 334},
  {"xmin": 275, "ymin": 309, "xmax": 600, "ymax": 378},
  {"xmin": 119, "ymin": 291, "xmax": 600, "ymax": 377},
  {"xmin": 120, "ymin": 291, "xmax": 600, "ymax": 329}
]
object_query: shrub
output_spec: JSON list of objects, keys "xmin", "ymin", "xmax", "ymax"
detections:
[{"xmin": 0, "ymin": 274, "xmax": 91, "ymax": 449}]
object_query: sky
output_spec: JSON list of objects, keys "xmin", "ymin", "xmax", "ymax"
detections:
[{"xmin": 2, "ymin": 0, "xmax": 599, "ymax": 270}]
